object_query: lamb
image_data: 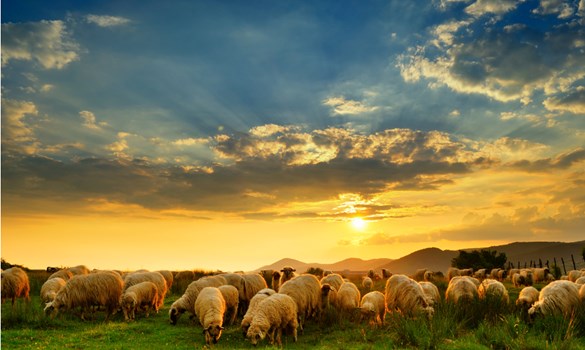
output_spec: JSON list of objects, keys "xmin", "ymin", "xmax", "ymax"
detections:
[
  {"xmin": 241, "ymin": 288, "xmax": 277, "ymax": 335},
  {"xmin": 478, "ymin": 279, "xmax": 509, "ymax": 303},
  {"xmin": 362, "ymin": 276, "xmax": 373, "ymax": 291},
  {"xmin": 385, "ymin": 274, "xmax": 433, "ymax": 319},
  {"xmin": 1, "ymin": 267, "xmax": 31, "ymax": 306},
  {"xmin": 120, "ymin": 281, "xmax": 159, "ymax": 321},
  {"xmin": 246, "ymin": 293, "xmax": 298, "ymax": 346},
  {"xmin": 278, "ymin": 274, "xmax": 321, "ymax": 331},
  {"xmin": 358, "ymin": 291, "xmax": 385, "ymax": 326},
  {"xmin": 320, "ymin": 273, "xmax": 344, "ymax": 291},
  {"xmin": 169, "ymin": 275, "xmax": 227, "ymax": 325},
  {"xmin": 194, "ymin": 287, "xmax": 226, "ymax": 345},
  {"xmin": 337, "ymin": 282, "xmax": 361, "ymax": 319},
  {"xmin": 40, "ymin": 277, "xmax": 66, "ymax": 305},
  {"xmin": 45, "ymin": 271, "xmax": 124, "ymax": 320},
  {"xmin": 279, "ymin": 266, "xmax": 297, "ymax": 288},
  {"xmin": 218, "ymin": 284, "xmax": 239, "ymax": 326},
  {"xmin": 445, "ymin": 276, "xmax": 479, "ymax": 304},
  {"xmin": 516, "ymin": 286, "xmax": 539, "ymax": 310},
  {"xmin": 124, "ymin": 271, "xmax": 168, "ymax": 310},
  {"xmin": 419, "ymin": 281, "xmax": 441, "ymax": 306},
  {"xmin": 272, "ymin": 271, "xmax": 282, "ymax": 291},
  {"xmin": 528, "ymin": 280, "xmax": 580, "ymax": 318}
]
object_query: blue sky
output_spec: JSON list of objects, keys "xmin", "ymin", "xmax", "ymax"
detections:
[{"xmin": 2, "ymin": 0, "xmax": 585, "ymax": 271}]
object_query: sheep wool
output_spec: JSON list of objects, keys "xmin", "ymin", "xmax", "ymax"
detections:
[
  {"xmin": 241, "ymin": 289, "xmax": 276, "ymax": 335},
  {"xmin": 359, "ymin": 291, "xmax": 385, "ymax": 326},
  {"xmin": 516, "ymin": 286, "xmax": 539, "ymax": 309},
  {"xmin": 120, "ymin": 281, "xmax": 159, "ymax": 321},
  {"xmin": 419, "ymin": 281, "xmax": 441, "ymax": 306},
  {"xmin": 362, "ymin": 277, "xmax": 373, "ymax": 291},
  {"xmin": 337, "ymin": 282, "xmax": 361, "ymax": 317},
  {"xmin": 246, "ymin": 293, "xmax": 298, "ymax": 346},
  {"xmin": 169, "ymin": 275, "xmax": 227, "ymax": 325},
  {"xmin": 528, "ymin": 280, "xmax": 580, "ymax": 318},
  {"xmin": 40, "ymin": 277, "xmax": 66, "ymax": 305},
  {"xmin": 580, "ymin": 284, "xmax": 585, "ymax": 301},
  {"xmin": 320, "ymin": 273, "xmax": 344, "ymax": 292},
  {"xmin": 156, "ymin": 270, "xmax": 174, "ymax": 291},
  {"xmin": 195, "ymin": 287, "xmax": 226, "ymax": 345},
  {"xmin": 1, "ymin": 267, "xmax": 31, "ymax": 306},
  {"xmin": 478, "ymin": 279, "xmax": 509, "ymax": 304},
  {"xmin": 278, "ymin": 274, "xmax": 322, "ymax": 331},
  {"xmin": 385, "ymin": 274, "xmax": 434, "ymax": 319},
  {"xmin": 218, "ymin": 284, "xmax": 240, "ymax": 326},
  {"xmin": 445, "ymin": 276, "xmax": 479, "ymax": 304}
]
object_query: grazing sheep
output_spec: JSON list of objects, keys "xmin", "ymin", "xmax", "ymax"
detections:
[
  {"xmin": 532, "ymin": 267, "xmax": 550, "ymax": 284},
  {"xmin": 124, "ymin": 271, "xmax": 168, "ymax": 310},
  {"xmin": 241, "ymin": 288, "xmax": 276, "ymax": 336},
  {"xmin": 528, "ymin": 280, "xmax": 580, "ymax": 318},
  {"xmin": 445, "ymin": 276, "xmax": 479, "ymax": 304},
  {"xmin": 516, "ymin": 286, "xmax": 539, "ymax": 310},
  {"xmin": 169, "ymin": 275, "xmax": 227, "ymax": 325},
  {"xmin": 246, "ymin": 293, "xmax": 298, "ymax": 346},
  {"xmin": 478, "ymin": 279, "xmax": 509, "ymax": 303},
  {"xmin": 68, "ymin": 265, "xmax": 91, "ymax": 276},
  {"xmin": 385, "ymin": 274, "xmax": 433, "ymax": 319},
  {"xmin": 413, "ymin": 268, "xmax": 429, "ymax": 282},
  {"xmin": 337, "ymin": 282, "xmax": 361, "ymax": 319},
  {"xmin": 362, "ymin": 277, "xmax": 373, "ymax": 291},
  {"xmin": 520, "ymin": 269, "xmax": 534, "ymax": 286},
  {"xmin": 381, "ymin": 269, "xmax": 392, "ymax": 279},
  {"xmin": 45, "ymin": 271, "xmax": 124, "ymax": 320},
  {"xmin": 279, "ymin": 266, "xmax": 297, "ymax": 288},
  {"xmin": 120, "ymin": 281, "xmax": 159, "ymax": 321},
  {"xmin": 1, "ymin": 267, "xmax": 31, "ymax": 306},
  {"xmin": 580, "ymin": 284, "xmax": 585, "ymax": 301},
  {"xmin": 279, "ymin": 274, "xmax": 321, "ymax": 332},
  {"xmin": 473, "ymin": 268, "xmax": 487, "ymax": 280},
  {"xmin": 320, "ymin": 273, "xmax": 344, "ymax": 291},
  {"xmin": 259, "ymin": 270, "xmax": 274, "ymax": 286},
  {"xmin": 359, "ymin": 291, "xmax": 385, "ymax": 326},
  {"xmin": 218, "ymin": 285, "xmax": 240, "ymax": 326},
  {"xmin": 40, "ymin": 277, "xmax": 66, "ymax": 305},
  {"xmin": 156, "ymin": 270, "xmax": 174, "ymax": 291},
  {"xmin": 219, "ymin": 273, "xmax": 246, "ymax": 314},
  {"xmin": 447, "ymin": 267, "xmax": 461, "ymax": 281},
  {"xmin": 419, "ymin": 281, "xmax": 441, "ymax": 306},
  {"xmin": 575, "ymin": 276, "xmax": 585, "ymax": 285},
  {"xmin": 48, "ymin": 269, "xmax": 74, "ymax": 281},
  {"xmin": 195, "ymin": 287, "xmax": 226, "ymax": 345},
  {"xmin": 241, "ymin": 273, "xmax": 268, "ymax": 313},
  {"xmin": 321, "ymin": 283, "xmax": 338, "ymax": 310},
  {"xmin": 568, "ymin": 270, "xmax": 585, "ymax": 282},
  {"xmin": 272, "ymin": 271, "xmax": 282, "ymax": 291},
  {"xmin": 512, "ymin": 273, "xmax": 526, "ymax": 288}
]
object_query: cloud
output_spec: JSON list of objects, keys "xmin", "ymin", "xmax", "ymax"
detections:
[
  {"xmin": 508, "ymin": 148, "xmax": 585, "ymax": 171},
  {"xmin": 1, "ymin": 99, "xmax": 39, "ymax": 154},
  {"xmin": 533, "ymin": 0, "xmax": 575, "ymax": 18},
  {"xmin": 464, "ymin": 0, "xmax": 520, "ymax": 17},
  {"xmin": 80, "ymin": 111, "xmax": 108, "ymax": 130},
  {"xmin": 85, "ymin": 15, "xmax": 131, "ymax": 27},
  {"xmin": 543, "ymin": 87, "xmax": 585, "ymax": 114},
  {"xmin": 323, "ymin": 96, "xmax": 379, "ymax": 115},
  {"xmin": 1, "ymin": 20, "xmax": 80, "ymax": 69}
]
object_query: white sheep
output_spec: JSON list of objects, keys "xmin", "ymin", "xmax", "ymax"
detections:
[
  {"xmin": 413, "ymin": 268, "xmax": 429, "ymax": 282},
  {"xmin": 337, "ymin": 282, "xmax": 361, "ymax": 319},
  {"xmin": 1, "ymin": 267, "xmax": 31, "ymax": 306},
  {"xmin": 515, "ymin": 286, "xmax": 539, "ymax": 309},
  {"xmin": 124, "ymin": 271, "xmax": 168, "ymax": 310},
  {"xmin": 568, "ymin": 270, "xmax": 585, "ymax": 282},
  {"xmin": 218, "ymin": 284, "xmax": 239, "ymax": 326},
  {"xmin": 246, "ymin": 293, "xmax": 298, "ymax": 346},
  {"xmin": 68, "ymin": 265, "xmax": 91, "ymax": 276},
  {"xmin": 45, "ymin": 271, "xmax": 124, "ymax": 320},
  {"xmin": 445, "ymin": 276, "xmax": 479, "ymax": 304},
  {"xmin": 520, "ymin": 269, "xmax": 534, "ymax": 286},
  {"xmin": 120, "ymin": 281, "xmax": 159, "ymax": 321},
  {"xmin": 512, "ymin": 273, "xmax": 526, "ymax": 288},
  {"xmin": 156, "ymin": 270, "xmax": 174, "ymax": 291},
  {"xmin": 447, "ymin": 267, "xmax": 461, "ymax": 281},
  {"xmin": 575, "ymin": 276, "xmax": 585, "ymax": 285},
  {"xmin": 532, "ymin": 267, "xmax": 550, "ymax": 284},
  {"xmin": 241, "ymin": 288, "xmax": 276, "ymax": 336},
  {"xmin": 194, "ymin": 287, "xmax": 226, "ymax": 345},
  {"xmin": 271, "ymin": 271, "xmax": 281, "ymax": 291},
  {"xmin": 359, "ymin": 291, "xmax": 385, "ymax": 326},
  {"xmin": 579, "ymin": 284, "xmax": 585, "ymax": 301},
  {"xmin": 241, "ymin": 273, "xmax": 268, "ymax": 314},
  {"xmin": 381, "ymin": 269, "xmax": 392, "ymax": 279},
  {"xmin": 320, "ymin": 273, "xmax": 344, "ymax": 291},
  {"xmin": 279, "ymin": 266, "xmax": 297, "ymax": 288},
  {"xmin": 362, "ymin": 276, "xmax": 373, "ymax": 291},
  {"xmin": 40, "ymin": 277, "xmax": 66, "ymax": 305},
  {"xmin": 419, "ymin": 281, "xmax": 441, "ymax": 306},
  {"xmin": 320, "ymin": 283, "xmax": 338, "ymax": 310},
  {"xmin": 278, "ymin": 274, "xmax": 321, "ymax": 332},
  {"xmin": 478, "ymin": 279, "xmax": 509, "ymax": 304},
  {"xmin": 385, "ymin": 274, "xmax": 433, "ymax": 319},
  {"xmin": 169, "ymin": 275, "xmax": 227, "ymax": 325},
  {"xmin": 474, "ymin": 269, "xmax": 487, "ymax": 280},
  {"xmin": 48, "ymin": 269, "xmax": 74, "ymax": 281},
  {"xmin": 528, "ymin": 280, "xmax": 580, "ymax": 318}
]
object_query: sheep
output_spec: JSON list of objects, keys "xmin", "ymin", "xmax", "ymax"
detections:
[
  {"xmin": 219, "ymin": 273, "xmax": 246, "ymax": 313},
  {"xmin": 382, "ymin": 269, "xmax": 392, "ymax": 279},
  {"xmin": 520, "ymin": 269, "xmax": 534, "ymax": 286},
  {"xmin": 194, "ymin": 287, "xmax": 226, "ymax": 345},
  {"xmin": 478, "ymin": 279, "xmax": 509, "ymax": 303},
  {"xmin": 362, "ymin": 276, "xmax": 373, "ymax": 291},
  {"xmin": 512, "ymin": 273, "xmax": 526, "ymax": 288},
  {"xmin": 169, "ymin": 275, "xmax": 227, "ymax": 325},
  {"xmin": 358, "ymin": 291, "xmax": 385, "ymax": 327},
  {"xmin": 413, "ymin": 268, "xmax": 429, "ymax": 282},
  {"xmin": 278, "ymin": 274, "xmax": 321, "ymax": 332},
  {"xmin": 528, "ymin": 280, "xmax": 580, "ymax": 318},
  {"xmin": 337, "ymin": 282, "xmax": 361, "ymax": 319},
  {"xmin": 490, "ymin": 268, "xmax": 502, "ymax": 280},
  {"xmin": 419, "ymin": 281, "xmax": 441, "ymax": 306},
  {"xmin": 445, "ymin": 276, "xmax": 479, "ymax": 304},
  {"xmin": 156, "ymin": 270, "xmax": 174, "ymax": 291},
  {"xmin": 241, "ymin": 288, "xmax": 277, "ymax": 336},
  {"xmin": 320, "ymin": 273, "xmax": 344, "ymax": 291},
  {"xmin": 40, "ymin": 277, "xmax": 66, "ymax": 305},
  {"xmin": 68, "ymin": 265, "xmax": 91, "ymax": 276},
  {"xmin": 45, "ymin": 271, "xmax": 124, "ymax": 320},
  {"xmin": 246, "ymin": 293, "xmax": 298, "ymax": 346},
  {"xmin": 575, "ymin": 276, "xmax": 585, "ymax": 285},
  {"xmin": 321, "ymin": 283, "xmax": 338, "ymax": 310},
  {"xmin": 447, "ymin": 267, "xmax": 461, "ymax": 281},
  {"xmin": 580, "ymin": 284, "xmax": 585, "ymax": 301},
  {"xmin": 48, "ymin": 269, "xmax": 74, "ymax": 281},
  {"xmin": 473, "ymin": 269, "xmax": 487, "ymax": 280},
  {"xmin": 532, "ymin": 267, "xmax": 550, "ymax": 284},
  {"xmin": 279, "ymin": 266, "xmax": 297, "ymax": 288},
  {"xmin": 120, "ymin": 281, "xmax": 159, "ymax": 321},
  {"xmin": 218, "ymin": 284, "xmax": 239, "ymax": 326},
  {"xmin": 241, "ymin": 273, "xmax": 268, "ymax": 313},
  {"xmin": 259, "ymin": 269, "xmax": 274, "ymax": 286},
  {"xmin": 568, "ymin": 270, "xmax": 585, "ymax": 282},
  {"xmin": 124, "ymin": 271, "xmax": 168, "ymax": 310},
  {"xmin": 1, "ymin": 267, "xmax": 31, "ymax": 306},
  {"xmin": 516, "ymin": 286, "xmax": 539, "ymax": 310},
  {"xmin": 385, "ymin": 274, "xmax": 433, "ymax": 319},
  {"xmin": 272, "ymin": 271, "xmax": 282, "ymax": 291}
]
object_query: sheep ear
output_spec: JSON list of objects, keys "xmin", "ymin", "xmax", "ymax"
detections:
[
  {"xmin": 219, "ymin": 326, "xmax": 225, "ymax": 330},
  {"xmin": 292, "ymin": 268, "xmax": 296, "ymax": 272}
]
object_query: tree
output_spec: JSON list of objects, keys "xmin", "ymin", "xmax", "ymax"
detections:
[{"xmin": 451, "ymin": 249, "xmax": 507, "ymax": 270}]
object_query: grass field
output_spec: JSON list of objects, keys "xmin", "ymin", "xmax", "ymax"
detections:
[{"xmin": 2, "ymin": 271, "xmax": 584, "ymax": 349}]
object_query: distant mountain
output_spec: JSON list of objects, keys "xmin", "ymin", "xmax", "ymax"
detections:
[{"xmin": 253, "ymin": 240, "xmax": 585, "ymax": 276}]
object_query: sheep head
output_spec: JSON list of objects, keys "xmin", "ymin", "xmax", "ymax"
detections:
[
  {"xmin": 204, "ymin": 323, "xmax": 224, "ymax": 345},
  {"xmin": 247, "ymin": 324, "xmax": 267, "ymax": 346}
]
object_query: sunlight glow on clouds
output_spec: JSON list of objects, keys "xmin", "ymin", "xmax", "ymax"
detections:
[{"xmin": 85, "ymin": 15, "xmax": 131, "ymax": 27}]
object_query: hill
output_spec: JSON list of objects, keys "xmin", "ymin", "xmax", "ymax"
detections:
[{"xmin": 254, "ymin": 240, "xmax": 585, "ymax": 276}]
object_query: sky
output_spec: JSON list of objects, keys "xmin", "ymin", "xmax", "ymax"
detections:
[{"xmin": 1, "ymin": 0, "xmax": 584, "ymax": 272}]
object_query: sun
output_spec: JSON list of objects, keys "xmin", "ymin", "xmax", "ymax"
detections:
[{"xmin": 350, "ymin": 217, "xmax": 367, "ymax": 230}]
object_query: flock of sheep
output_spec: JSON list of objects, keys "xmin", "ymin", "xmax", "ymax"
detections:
[{"xmin": 2, "ymin": 264, "xmax": 585, "ymax": 346}]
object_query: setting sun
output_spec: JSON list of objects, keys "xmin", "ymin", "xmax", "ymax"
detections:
[{"xmin": 351, "ymin": 217, "xmax": 367, "ymax": 230}]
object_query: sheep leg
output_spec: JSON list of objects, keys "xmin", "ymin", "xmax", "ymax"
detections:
[{"xmin": 275, "ymin": 328, "xmax": 283, "ymax": 346}]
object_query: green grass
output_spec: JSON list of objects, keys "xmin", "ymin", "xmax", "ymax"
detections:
[{"xmin": 2, "ymin": 274, "xmax": 585, "ymax": 349}]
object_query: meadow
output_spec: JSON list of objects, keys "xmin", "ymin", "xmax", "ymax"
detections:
[{"xmin": 1, "ymin": 270, "xmax": 584, "ymax": 349}]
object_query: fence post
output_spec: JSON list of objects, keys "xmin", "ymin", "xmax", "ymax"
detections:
[
  {"xmin": 561, "ymin": 257, "xmax": 567, "ymax": 275},
  {"xmin": 539, "ymin": 258, "xmax": 542, "ymax": 268},
  {"xmin": 571, "ymin": 254, "xmax": 576, "ymax": 270}
]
